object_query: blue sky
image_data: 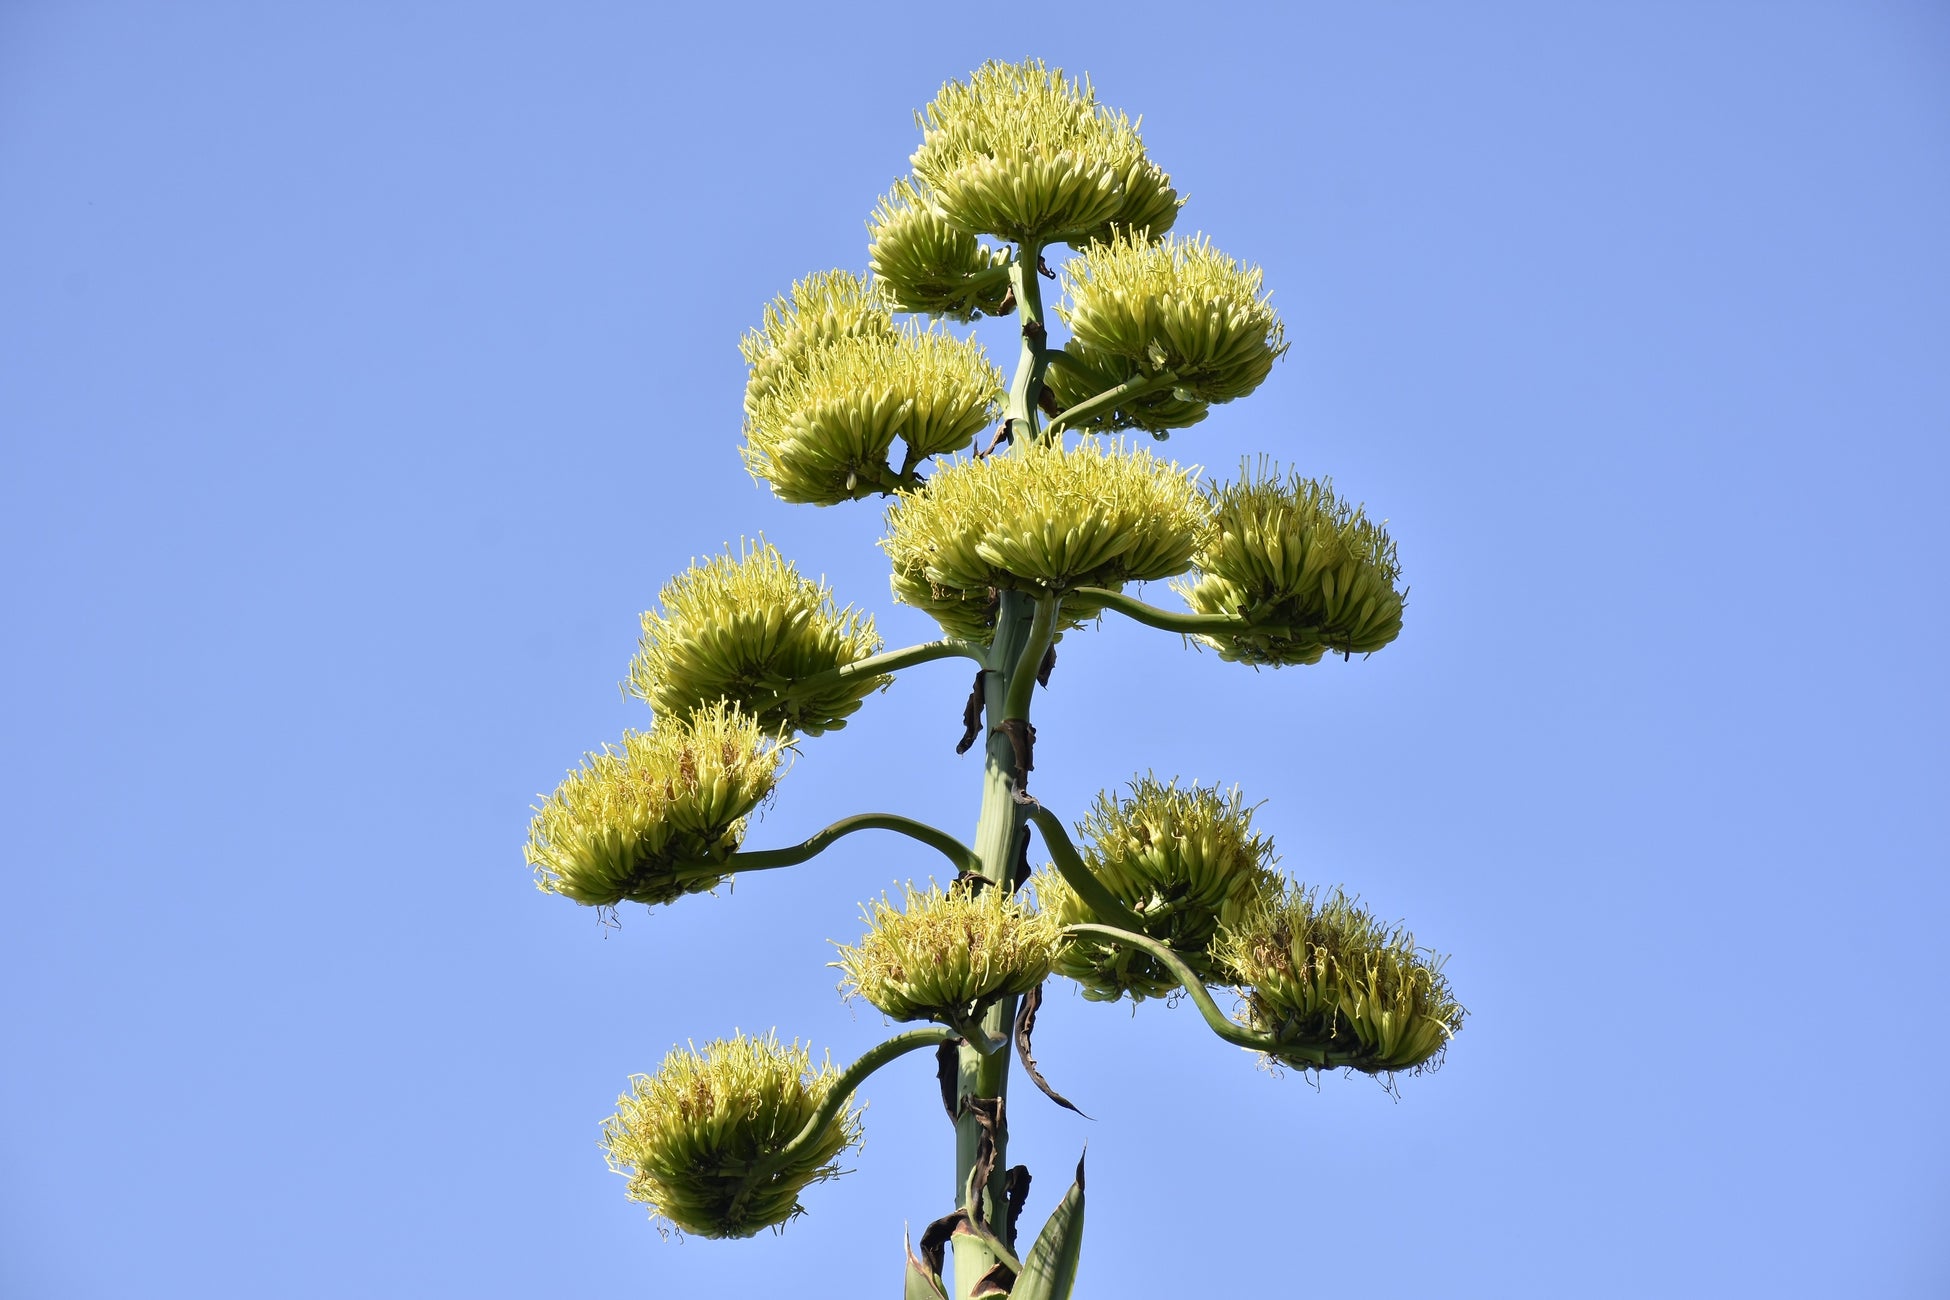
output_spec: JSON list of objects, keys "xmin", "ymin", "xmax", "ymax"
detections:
[{"xmin": 3, "ymin": 3, "xmax": 1945, "ymax": 1296}]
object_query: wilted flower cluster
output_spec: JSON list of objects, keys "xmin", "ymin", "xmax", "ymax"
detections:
[
  {"xmin": 881, "ymin": 440, "xmax": 1209, "ymax": 638},
  {"xmin": 525, "ymin": 703, "xmax": 785, "ymax": 907},
  {"xmin": 834, "ymin": 881, "xmax": 1056, "ymax": 1025},
  {"xmin": 628, "ymin": 540, "xmax": 886, "ymax": 737},
  {"xmin": 910, "ymin": 59, "xmax": 1180, "ymax": 248},
  {"xmin": 1215, "ymin": 885, "xmax": 1464, "ymax": 1075},
  {"xmin": 1175, "ymin": 464, "xmax": 1405, "ymax": 665},
  {"xmin": 602, "ymin": 1033, "xmax": 860, "ymax": 1238},
  {"xmin": 1037, "ymin": 777, "xmax": 1281, "ymax": 1002}
]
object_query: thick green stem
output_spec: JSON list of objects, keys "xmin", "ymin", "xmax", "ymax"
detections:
[
  {"xmin": 1004, "ymin": 244, "xmax": 1052, "ymax": 445},
  {"xmin": 1062, "ymin": 923, "xmax": 1360, "ymax": 1069},
  {"xmin": 1044, "ymin": 369, "xmax": 1179, "ymax": 437},
  {"xmin": 670, "ymin": 813, "xmax": 979, "ymax": 884},
  {"xmin": 777, "ymin": 639, "xmax": 982, "ymax": 704},
  {"xmin": 747, "ymin": 1026, "xmax": 960, "ymax": 1183},
  {"xmin": 950, "ymin": 252, "xmax": 1054, "ymax": 1298}
]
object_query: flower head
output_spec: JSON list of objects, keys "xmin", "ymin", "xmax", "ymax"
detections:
[
  {"xmin": 880, "ymin": 440, "xmax": 1208, "ymax": 637},
  {"xmin": 525, "ymin": 703, "xmax": 785, "ymax": 907},
  {"xmin": 602, "ymin": 1032, "xmax": 860, "ymax": 1238},
  {"xmin": 834, "ymin": 881, "xmax": 1056, "ymax": 1025},
  {"xmin": 1060, "ymin": 232, "xmax": 1286, "ymax": 405},
  {"xmin": 743, "ymin": 325, "xmax": 1003, "ymax": 505},
  {"xmin": 910, "ymin": 59, "xmax": 1179, "ymax": 246},
  {"xmin": 867, "ymin": 178, "xmax": 1012, "ymax": 321},
  {"xmin": 1173, "ymin": 464, "xmax": 1405, "ymax": 665},
  {"xmin": 1215, "ymin": 884, "xmax": 1465, "ymax": 1076},
  {"xmin": 628, "ymin": 540, "xmax": 885, "ymax": 736}
]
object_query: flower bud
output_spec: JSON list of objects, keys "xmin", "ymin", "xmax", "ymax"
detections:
[
  {"xmin": 1046, "ymin": 340, "xmax": 1208, "ymax": 437},
  {"xmin": 834, "ymin": 882, "xmax": 1055, "ymax": 1025},
  {"xmin": 1059, "ymin": 232, "xmax": 1287, "ymax": 405},
  {"xmin": 867, "ymin": 179, "xmax": 1012, "ymax": 321},
  {"xmin": 880, "ymin": 441, "xmax": 1209, "ymax": 628},
  {"xmin": 743, "ymin": 325, "xmax": 1003, "ymax": 506},
  {"xmin": 910, "ymin": 60, "xmax": 1168, "ymax": 247},
  {"xmin": 741, "ymin": 270, "xmax": 896, "ymax": 419},
  {"xmin": 1172, "ymin": 465, "xmax": 1405, "ymax": 665},
  {"xmin": 602, "ymin": 1032, "xmax": 860, "ymax": 1239},
  {"xmin": 1036, "ymin": 776, "xmax": 1280, "ymax": 1002},
  {"xmin": 628, "ymin": 540, "xmax": 885, "ymax": 736},
  {"xmin": 1215, "ymin": 884, "xmax": 1465, "ymax": 1075},
  {"xmin": 525, "ymin": 703, "xmax": 786, "ymax": 907}
]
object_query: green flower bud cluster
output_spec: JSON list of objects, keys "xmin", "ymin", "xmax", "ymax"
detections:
[
  {"xmin": 740, "ymin": 270, "xmax": 896, "ymax": 417},
  {"xmin": 880, "ymin": 440, "xmax": 1209, "ymax": 639},
  {"xmin": 1059, "ymin": 232, "xmax": 1287, "ymax": 405},
  {"xmin": 910, "ymin": 59, "xmax": 1180, "ymax": 248},
  {"xmin": 1215, "ymin": 885, "xmax": 1464, "ymax": 1075},
  {"xmin": 742, "ymin": 323, "xmax": 1004, "ymax": 506},
  {"xmin": 834, "ymin": 881, "xmax": 1056, "ymax": 1025},
  {"xmin": 867, "ymin": 179, "xmax": 1013, "ymax": 322},
  {"xmin": 628, "ymin": 540, "xmax": 886, "ymax": 737},
  {"xmin": 1037, "ymin": 777, "xmax": 1281, "ymax": 1002},
  {"xmin": 1173, "ymin": 465, "xmax": 1405, "ymax": 665},
  {"xmin": 1045, "ymin": 340, "xmax": 1209, "ymax": 437},
  {"xmin": 525, "ymin": 702, "xmax": 785, "ymax": 907},
  {"xmin": 601, "ymin": 1032, "xmax": 860, "ymax": 1239}
]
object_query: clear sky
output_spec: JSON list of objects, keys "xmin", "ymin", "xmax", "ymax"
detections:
[{"xmin": 3, "ymin": 4, "xmax": 1945, "ymax": 1297}]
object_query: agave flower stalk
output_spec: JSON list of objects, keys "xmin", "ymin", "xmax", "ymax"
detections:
[{"xmin": 524, "ymin": 59, "xmax": 1461, "ymax": 1300}]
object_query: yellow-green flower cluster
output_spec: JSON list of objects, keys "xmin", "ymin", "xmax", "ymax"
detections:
[
  {"xmin": 868, "ymin": 179, "xmax": 1013, "ymax": 321},
  {"xmin": 1215, "ymin": 885, "xmax": 1464, "ymax": 1076},
  {"xmin": 740, "ymin": 270, "xmax": 896, "ymax": 417},
  {"xmin": 743, "ymin": 324, "xmax": 1003, "ymax": 506},
  {"xmin": 834, "ymin": 882, "xmax": 1056, "ymax": 1025},
  {"xmin": 1173, "ymin": 466, "xmax": 1405, "ymax": 666},
  {"xmin": 628, "ymin": 541, "xmax": 885, "ymax": 737},
  {"xmin": 880, "ymin": 441, "xmax": 1208, "ymax": 639},
  {"xmin": 1045, "ymin": 340, "xmax": 1209, "ymax": 437},
  {"xmin": 1060, "ymin": 232, "xmax": 1287, "ymax": 405},
  {"xmin": 1037, "ymin": 777, "xmax": 1281, "ymax": 1002},
  {"xmin": 602, "ymin": 1032, "xmax": 859, "ymax": 1239},
  {"xmin": 910, "ymin": 59, "xmax": 1180, "ymax": 247},
  {"xmin": 525, "ymin": 703, "xmax": 785, "ymax": 907}
]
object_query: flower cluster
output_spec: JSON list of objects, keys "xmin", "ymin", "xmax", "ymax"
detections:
[
  {"xmin": 602, "ymin": 1033, "xmax": 860, "ymax": 1238},
  {"xmin": 1037, "ymin": 777, "xmax": 1281, "ymax": 1001}
]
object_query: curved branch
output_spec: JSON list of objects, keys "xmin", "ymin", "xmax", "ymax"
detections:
[
  {"xmin": 1001, "ymin": 591, "xmax": 1056, "ymax": 723},
  {"xmin": 750, "ymin": 1026, "xmax": 961, "ymax": 1182},
  {"xmin": 1045, "ymin": 369, "xmax": 1179, "ymax": 437},
  {"xmin": 1068, "ymin": 585, "xmax": 1252, "ymax": 635},
  {"xmin": 1062, "ymin": 923, "xmax": 1360, "ymax": 1069},
  {"xmin": 673, "ymin": 813, "xmax": 980, "ymax": 884},
  {"xmin": 1021, "ymin": 805, "xmax": 1147, "ymax": 934},
  {"xmin": 778, "ymin": 639, "xmax": 983, "ymax": 703}
]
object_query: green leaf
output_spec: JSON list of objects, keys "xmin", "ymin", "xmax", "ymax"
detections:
[
  {"xmin": 905, "ymin": 1232, "xmax": 950, "ymax": 1300},
  {"xmin": 1010, "ymin": 1153, "xmax": 1086, "ymax": 1300}
]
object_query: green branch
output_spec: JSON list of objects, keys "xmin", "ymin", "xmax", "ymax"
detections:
[
  {"xmin": 1022, "ymin": 805, "xmax": 1148, "ymax": 933},
  {"xmin": 1067, "ymin": 585, "xmax": 1252, "ymax": 635},
  {"xmin": 1001, "ymin": 591, "xmax": 1056, "ymax": 722},
  {"xmin": 673, "ymin": 813, "xmax": 980, "ymax": 884},
  {"xmin": 750, "ymin": 1026, "xmax": 961, "ymax": 1182},
  {"xmin": 778, "ymin": 639, "xmax": 983, "ymax": 702},
  {"xmin": 1045, "ymin": 369, "xmax": 1179, "ymax": 437},
  {"xmin": 1062, "ymin": 923, "xmax": 1360, "ymax": 1069}
]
